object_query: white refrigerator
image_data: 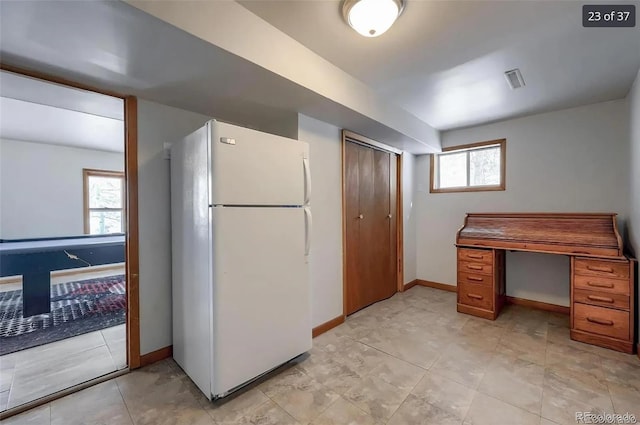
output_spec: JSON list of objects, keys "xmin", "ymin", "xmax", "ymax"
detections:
[{"xmin": 170, "ymin": 120, "xmax": 312, "ymax": 400}]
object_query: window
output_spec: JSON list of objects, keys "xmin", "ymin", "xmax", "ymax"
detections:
[
  {"xmin": 83, "ymin": 169, "xmax": 125, "ymax": 234},
  {"xmin": 430, "ymin": 139, "xmax": 506, "ymax": 193}
]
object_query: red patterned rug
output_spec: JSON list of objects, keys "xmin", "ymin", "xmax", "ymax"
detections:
[{"xmin": 0, "ymin": 275, "xmax": 126, "ymax": 355}]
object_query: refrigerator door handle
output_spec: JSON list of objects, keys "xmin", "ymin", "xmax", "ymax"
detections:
[
  {"xmin": 303, "ymin": 158, "xmax": 311, "ymax": 205},
  {"xmin": 304, "ymin": 207, "xmax": 312, "ymax": 256}
]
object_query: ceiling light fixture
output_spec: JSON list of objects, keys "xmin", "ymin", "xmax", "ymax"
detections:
[{"xmin": 342, "ymin": 0, "xmax": 405, "ymax": 38}]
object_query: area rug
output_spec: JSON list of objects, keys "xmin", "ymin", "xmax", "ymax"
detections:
[{"xmin": 0, "ymin": 275, "xmax": 126, "ymax": 356}]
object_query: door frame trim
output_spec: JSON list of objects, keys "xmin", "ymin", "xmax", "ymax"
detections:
[
  {"xmin": 0, "ymin": 64, "xmax": 141, "ymax": 369},
  {"xmin": 342, "ymin": 130, "xmax": 403, "ymax": 155},
  {"xmin": 341, "ymin": 130, "xmax": 404, "ymax": 317}
]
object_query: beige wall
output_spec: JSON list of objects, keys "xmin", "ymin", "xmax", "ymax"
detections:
[
  {"xmin": 297, "ymin": 114, "xmax": 418, "ymax": 327},
  {"xmin": 297, "ymin": 114, "xmax": 344, "ymax": 327},
  {"xmin": 628, "ymin": 69, "xmax": 640, "ymax": 257},
  {"xmin": 415, "ymin": 99, "xmax": 630, "ymax": 307},
  {"xmin": 627, "ymin": 69, "xmax": 640, "ymax": 335},
  {"xmin": 137, "ymin": 100, "xmax": 210, "ymax": 355},
  {"xmin": 402, "ymin": 152, "xmax": 417, "ymax": 284}
]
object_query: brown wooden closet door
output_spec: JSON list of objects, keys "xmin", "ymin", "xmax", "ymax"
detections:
[
  {"xmin": 345, "ymin": 141, "xmax": 397, "ymax": 315},
  {"xmin": 357, "ymin": 145, "xmax": 376, "ymax": 310},
  {"xmin": 344, "ymin": 141, "xmax": 362, "ymax": 314},
  {"xmin": 371, "ymin": 149, "xmax": 395, "ymax": 302}
]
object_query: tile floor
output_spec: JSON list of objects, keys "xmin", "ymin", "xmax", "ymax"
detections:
[
  {"xmin": 0, "ymin": 324, "xmax": 126, "ymax": 411},
  {"xmin": 0, "ymin": 265, "xmax": 127, "ymax": 411},
  {"xmin": 3, "ymin": 286, "xmax": 640, "ymax": 425}
]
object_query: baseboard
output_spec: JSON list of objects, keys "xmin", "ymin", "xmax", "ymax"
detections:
[
  {"xmin": 403, "ymin": 279, "xmax": 418, "ymax": 291},
  {"xmin": 312, "ymin": 315, "xmax": 345, "ymax": 338},
  {"xmin": 410, "ymin": 280, "xmax": 570, "ymax": 316},
  {"xmin": 415, "ymin": 279, "xmax": 456, "ymax": 292},
  {"xmin": 506, "ymin": 296, "xmax": 570, "ymax": 315},
  {"xmin": 140, "ymin": 345, "xmax": 173, "ymax": 367}
]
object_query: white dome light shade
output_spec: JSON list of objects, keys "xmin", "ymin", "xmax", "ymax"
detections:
[{"xmin": 343, "ymin": 0, "xmax": 404, "ymax": 37}]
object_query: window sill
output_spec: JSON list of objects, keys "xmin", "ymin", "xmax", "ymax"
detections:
[{"xmin": 429, "ymin": 185, "xmax": 505, "ymax": 194}]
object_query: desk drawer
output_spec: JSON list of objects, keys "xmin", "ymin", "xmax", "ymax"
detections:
[
  {"xmin": 458, "ymin": 282, "xmax": 493, "ymax": 310},
  {"xmin": 573, "ymin": 275, "xmax": 630, "ymax": 295},
  {"xmin": 458, "ymin": 248, "xmax": 492, "ymax": 265},
  {"xmin": 459, "ymin": 261, "xmax": 493, "ymax": 276},
  {"xmin": 573, "ymin": 289, "xmax": 629, "ymax": 311},
  {"xmin": 458, "ymin": 271, "xmax": 492, "ymax": 286},
  {"xmin": 573, "ymin": 303, "xmax": 629, "ymax": 340},
  {"xmin": 574, "ymin": 259, "xmax": 629, "ymax": 280}
]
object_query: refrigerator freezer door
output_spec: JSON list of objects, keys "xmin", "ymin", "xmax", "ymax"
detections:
[
  {"xmin": 210, "ymin": 121, "xmax": 309, "ymax": 206},
  {"xmin": 211, "ymin": 206, "xmax": 311, "ymax": 396}
]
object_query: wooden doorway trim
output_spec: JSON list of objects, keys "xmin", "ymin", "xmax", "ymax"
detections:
[
  {"xmin": 396, "ymin": 153, "xmax": 404, "ymax": 292},
  {"xmin": 0, "ymin": 64, "xmax": 141, "ymax": 369},
  {"xmin": 341, "ymin": 130, "xmax": 404, "ymax": 317},
  {"xmin": 124, "ymin": 96, "xmax": 141, "ymax": 369}
]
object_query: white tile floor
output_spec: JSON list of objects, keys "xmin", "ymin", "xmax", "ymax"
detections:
[
  {"xmin": 0, "ymin": 324, "xmax": 126, "ymax": 411},
  {"xmin": 4, "ymin": 286, "xmax": 639, "ymax": 425}
]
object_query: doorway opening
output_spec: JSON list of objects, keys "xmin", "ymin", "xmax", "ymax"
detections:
[{"xmin": 0, "ymin": 66, "xmax": 139, "ymax": 413}]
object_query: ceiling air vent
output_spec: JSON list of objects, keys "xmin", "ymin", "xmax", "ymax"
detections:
[{"xmin": 504, "ymin": 68, "xmax": 525, "ymax": 90}]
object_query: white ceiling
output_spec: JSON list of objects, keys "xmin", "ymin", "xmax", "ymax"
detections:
[
  {"xmin": 0, "ymin": 71, "xmax": 124, "ymax": 152},
  {"xmin": 239, "ymin": 0, "xmax": 640, "ymax": 130},
  {"xmin": 1, "ymin": 1, "xmax": 637, "ymax": 151},
  {"xmin": 0, "ymin": 0, "xmax": 439, "ymax": 153}
]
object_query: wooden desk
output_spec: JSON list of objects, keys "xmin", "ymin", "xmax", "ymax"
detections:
[{"xmin": 455, "ymin": 213, "xmax": 636, "ymax": 353}]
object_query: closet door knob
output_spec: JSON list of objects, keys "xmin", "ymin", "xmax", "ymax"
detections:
[
  {"xmin": 358, "ymin": 214, "xmax": 364, "ymax": 219},
  {"xmin": 387, "ymin": 214, "xmax": 392, "ymax": 218}
]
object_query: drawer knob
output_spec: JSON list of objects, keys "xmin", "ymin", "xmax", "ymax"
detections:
[
  {"xmin": 586, "ymin": 281, "xmax": 614, "ymax": 289},
  {"xmin": 467, "ymin": 293, "xmax": 484, "ymax": 300},
  {"xmin": 586, "ymin": 265, "xmax": 614, "ymax": 273},
  {"xmin": 586, "ymin": 317, "xmax": 614, "ymax": 326},
  {"xmin": 586, "ymin": 295, "xmax": 614, "ymax": 303},
  {"xmin": 467, "ymin": 276, "xmax": 483, "ymax": 282},
  {"xmin": 467, "ymin": 254, "xmax": 483, "ymax": 259},
  {"xmin": 467, "ymin": 265, "xmax": 483, "ymax": 270}
]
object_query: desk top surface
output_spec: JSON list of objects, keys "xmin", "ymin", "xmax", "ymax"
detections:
[{"xmin": 456, "ymin": 213, "xmax": 624, "ymax": 258}]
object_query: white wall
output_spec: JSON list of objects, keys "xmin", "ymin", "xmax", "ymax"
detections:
[
  {"xmin": 402, "ymin": 153, "xmax": 417, "ymax": 284},
  {"xmin": 0, "ymin": 138, "xmax": 123, "ymax": 239},
  {"xmin": 629, "ymin": 69, "xmax": 640, "ymax": 258},
  {"xmin": 416, "ymin": 100, "xmax": 629, "ymax": 306},
  {"xmin": 137, "ymin": 100, "xmax": 210, "ymax": 355},
  {"xmin": 627, "ymin": 69, "xmax": 639, "ymax": 336},
  {"xmin": 297, "ymin": 114, "xmax": 344, "ymax": 327}
]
